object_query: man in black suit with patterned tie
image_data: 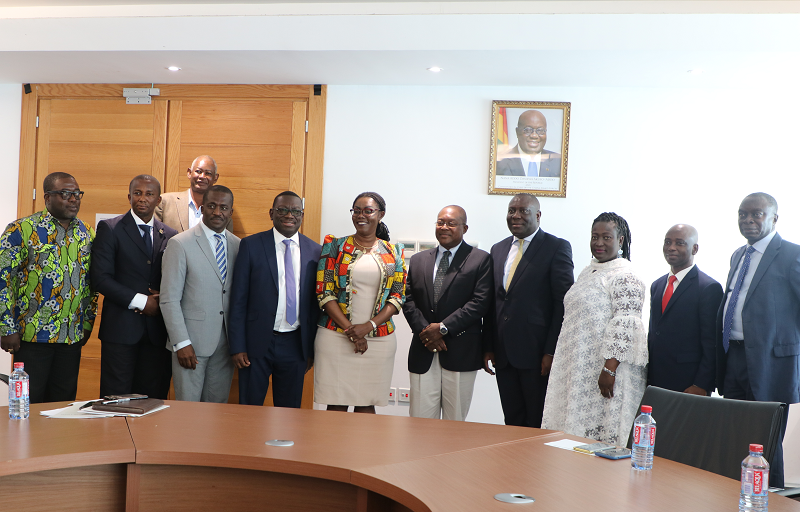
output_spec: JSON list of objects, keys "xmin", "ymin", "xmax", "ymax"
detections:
[
  {"xmin": 483, "ymin": 193, "xmax": 574, "ymax": 428},
  {"xmin": 91, "ymin": 175, "xmax": 178, "ymax": 399}
]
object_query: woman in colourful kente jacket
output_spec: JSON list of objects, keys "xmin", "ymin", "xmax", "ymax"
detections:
[{"xmin": 314, "ymin": 192, "xmax": 406, "ymax": 413}]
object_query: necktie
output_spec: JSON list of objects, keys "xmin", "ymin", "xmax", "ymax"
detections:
[
  {"xmin": 661, "ymin": 275, "xmax": 677, "ymax": 313},
  {"xmin": 505, "ymin": 239, "xmax": 524, "ymax": 290},
  {"xmin": 140, "ymin": 225, "xmax": 152, "ymax": 257},
  {"xmin": 433, "ymin": 250, "xmax": 451, "ymax": 307},
  {"xmin": 283, "ymin": 239, "xmax": 297, "ymax": 325},
  {"xmin": 527, "ymin": 161, "xmax": 538, "ymax": 177},
  {"xmin": 722, "ymin": 246, "xmax": 756, "ymax": 352},
  {"xmin": 214, "ymin": 233, "xmax": 227, "ymax": 284}
]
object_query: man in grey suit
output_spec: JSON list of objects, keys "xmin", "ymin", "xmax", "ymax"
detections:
[
  {"xmin": 496, "ymin": 110, "xmax": 562, "ymax": 177},
  {"xmin": 160, "ymin": 185, "xmax": 240, "ymax": 402},
  {"xmin": 154, "ymin": 155, "xmax": 233, "ymax": 233},
  {"xmin": 716, "ymin": 192, "xmax": 800, "ymax": 487}
]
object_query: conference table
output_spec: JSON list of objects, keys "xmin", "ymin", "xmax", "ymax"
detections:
[{"xmin": 1, "ymin": 401, "xmax": 798, "ymax": 511}]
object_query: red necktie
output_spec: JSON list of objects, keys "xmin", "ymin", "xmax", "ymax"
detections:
[{"xmin": 662, "ymin": 275, "xmax": 677, "ymax": 313}]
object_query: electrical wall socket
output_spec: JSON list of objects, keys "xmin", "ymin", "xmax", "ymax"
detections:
[
  {"xmin": 398, "ymin": 388, "xmax": 410, "ymax": 403},
  {"xmin": 388, "ymin": 387, "xmax": 397, "ymax": 403}
]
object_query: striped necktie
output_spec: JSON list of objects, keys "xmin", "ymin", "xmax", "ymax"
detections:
[
  {"xmin": 722, "ymin": 246, "xmax": 756, "ymax": 352},
  {"xmin": 505, "ymin": 239, "xmax": 524, "ymax": 290},
  {"xmin": 214, "ymin": 233, "xmax": 227, "ymax": 283}
]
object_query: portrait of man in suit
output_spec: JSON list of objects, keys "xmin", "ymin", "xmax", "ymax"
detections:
[
  {"xmin": 403, "ymin": 205, "xmax": 493, "ymax": 421},
  {"xmin": 160, "ymin": 185, "xmax": 240, "ymax": 403},
  {"xmin": 496, "ymin": 110, "xmax": 562, "ymax": 178},
  {"xmin": 228, "ymin": 191, "xmax": 322, "ymax": 408},
  {"xmin": 91, "ymin": 175, "xmax": 178, "ymax": 399},
  {"xmin": 154, "ymin": 155, "xmax": 233, "ymax": 233},
  {"xmin": 483, "ymin": 193, "xmax": 574, "ymax": 428},
  {"xmin": 648, "ymin": 224, "xmax": 722, "ymax": 396},
  {"xmin": 716, "ymin": 192, "xmax": 800, "ymax": 487}
]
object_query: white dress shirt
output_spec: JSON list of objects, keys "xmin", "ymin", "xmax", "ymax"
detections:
[
  {"xmin": 173, "ymin": 222, "xmax": 229, "ymax": 352},
  {"xmin": 128, "ymin": 210, "xmax": 155, "ymax": 312},
  {"xmin": 723, "ymin": 230, "xmax": 778, "ymax": 340},
  {"xmin": 274, "ymin": 229, "xmax": 301, "ymax": 332},
  {"xmin": 432, "ymin": 242, "xmax": 462, "ymax": 332},
  {"xmin": 187, "ymin": 189, "xmax": 202, "ymax": 230},
  {"xmin": 661, "ymin": 264, "xmax": 695, "ymax": 299},
  {"xmin": 503, "ymin": 228, "xmax": 539, "ymax": 286}
]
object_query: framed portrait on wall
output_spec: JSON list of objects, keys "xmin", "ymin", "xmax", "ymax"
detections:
[{"xmin": 488, "ymin": 101, "xmax": 571, "ymax": 198}]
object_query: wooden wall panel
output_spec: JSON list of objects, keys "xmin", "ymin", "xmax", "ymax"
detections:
[
  {"xmin": 180, "ymin": 100, "xmax": 293, "ymax": 146},
  {"xmin": 17, "ymin": 85, "xmax": 39, "ymax": 219}
]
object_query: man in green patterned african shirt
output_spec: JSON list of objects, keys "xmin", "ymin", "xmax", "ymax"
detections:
[{"xmin": 0, "ymin": 172, "xmax": 98, "ymax": 403}]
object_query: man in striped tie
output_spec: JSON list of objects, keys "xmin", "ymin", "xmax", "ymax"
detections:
[{"xmin": 161, "ymin": 185, "xmax": 240, "ymax": 402}]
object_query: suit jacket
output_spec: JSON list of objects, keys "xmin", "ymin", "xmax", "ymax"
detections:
[
  {"xmin": 483, "ymin": 230, "xmax": 574, "ymax": 369},
  {"xmin": 403, "ymin": 243, "xmax": 493, "ymax": 374},
  {"xmin": 715, "ymin": 233, "xmax": 800, "ymax": 403},
  {"xmin": 496, "ymin": 146, "xmax": 562, "ymax": 177},
  {"xmin": 648, "ymin": 266, "xmax": 722, "ymax": 393},
  {"xmin": 159, "ymin": 223, "xmax": 241, "ymax": 357},
  {"xmin": 228, "ymin": 229, "xmax": 322, "ymax": 360},
  {"xmin": 91, "ymin": 211, "xmax": 177, "ymax": 346},
  {"xmin": 155, "ymin": 190, "xmax": 234, "ymax": 233}
]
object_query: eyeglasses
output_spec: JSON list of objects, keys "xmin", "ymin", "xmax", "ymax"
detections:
[
  {"xmin": 46, "ymin": 190, "xmax": 84, "ymax": 200},
  {"xmin": 436, "ymin": 220, "xmax": 463, "ymax": 228},
  {"xmin": 351, "ymin": 208, "xmax": 381, "ymax": 216},
  {"xmin": 273, "ymin": 207, "xmax": 303, "ymax": 217},
  {"xmin": 520, "ymin": 127, "xmax": 546, "ymax": 136}
]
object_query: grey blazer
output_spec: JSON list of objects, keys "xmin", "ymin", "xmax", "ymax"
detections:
[{"xmin": 160, "ymin": 223, "xmax": 241, "ymax": 357}]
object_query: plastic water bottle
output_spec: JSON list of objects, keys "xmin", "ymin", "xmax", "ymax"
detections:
[
  {"xmin": 8, "ymin": 362, "xmax": 29, "ymax": 420},
  {"xmin": 740, "ymin": 444, "xmax": 769, "ymax": 511},
  {"xmin": 631, "ymin": 405, "xmax": 656, "ymax": 470}
]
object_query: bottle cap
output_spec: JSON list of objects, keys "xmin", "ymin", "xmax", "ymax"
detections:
[
  {"xmin": 641, "ymin": 405, "xmax": 652, "ymax": 413},
  {"xmin": 13, "ymin": 362, "xmax": 23, "ymax": 369},
  {"xmin": 749, "ymin": 444, "xmax": 763, "ymax": 453}
]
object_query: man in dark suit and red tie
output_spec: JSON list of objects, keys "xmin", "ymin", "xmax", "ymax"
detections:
[
  {"xmin": 228, "ymin": 191, "xmax": 321, "ymax": 408},
  {"xmin": 483, "ymin": 193, "xmax": 574, "ymax": 428},
  {"xmin": 647, "ymin": 224, "xmax": 722, "ymax": 396},
  {"xmin": 716, "ymin": 192, "xmax": 800, "ymax": 487},
  {"xmin": 403, "ymin": 205, "xmax": 493, "ymax": 421},
  {"xmin": 91, "ymin": 175, "xmax": 178, "ymax": 399}
]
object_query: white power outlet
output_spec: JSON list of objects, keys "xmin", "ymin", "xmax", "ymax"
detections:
[
  {"xmin": 398, "ymin": 388, "xmax": 410, "ymax": 403},
  {"xmin": 388, "ymin": 387, "xmax": 397, "ymax": 403}
]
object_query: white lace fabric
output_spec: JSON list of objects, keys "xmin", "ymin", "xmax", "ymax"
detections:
[{"xmin": 542, "ymin": 257, "xmax": 648, "ymax": 445}]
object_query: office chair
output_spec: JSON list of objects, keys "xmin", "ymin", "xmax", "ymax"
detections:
[{"xmin": 626, "ymin": 386, "xmax": 786, "ymax": 482}]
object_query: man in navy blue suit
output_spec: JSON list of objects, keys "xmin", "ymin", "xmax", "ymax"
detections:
[
  {"xmin": 717, "ymin": 192, "xmax": 800, "ymax": 487},
  {"xmin": 648, "ymin": 224, "xmax": 722, "ymax": 395},
  {"xmin": 228, "ymin": 191, "xmax": 321, "ymax": 408}
]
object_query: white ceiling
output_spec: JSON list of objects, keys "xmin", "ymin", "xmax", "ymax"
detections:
[{"xmin": 0, "ymin": 1, "xmax": 799, "ymax": 87}]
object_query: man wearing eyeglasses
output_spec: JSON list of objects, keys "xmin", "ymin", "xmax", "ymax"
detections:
[
  {"xmin": 228, "ymin": 191, "xmax": 321, "ymax": 408},
  {"xmin": 403, "ymin": 206, "xmax": 493, "ymax": 421},
  {"xmin": 0, "ymin": 172, "xmax": 98, "ymax": 403},
  {"xmin": 160, "ymin": 185, "xmax": 239, "ymax": 402},
  {"xmin": 91, "ymin": 175, "xmax": 178, "ymax": 399},
  {"xmin": 155, "ymin": 155, "xmax": 234, "ymax": 233},
  {"xmin": 496, "ymin": 110, "xmax": 562, "ymax": 178}
]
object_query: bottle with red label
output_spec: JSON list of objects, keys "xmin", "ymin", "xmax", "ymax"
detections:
[
  {"xmin": 631, "ymin": 405, "xmax": 656, "ymax": 470},
  {"xmin": 740, "ymin": 443, "xmax": 769, "ymax": 511},
  {"xmin": 8, "ymin": 362, "xmax": 29, "ymax": 419}
]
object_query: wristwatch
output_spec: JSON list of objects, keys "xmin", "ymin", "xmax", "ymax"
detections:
[{"xmin": 439, "ymin": 324, "xmax": 448, "ymax": 335}]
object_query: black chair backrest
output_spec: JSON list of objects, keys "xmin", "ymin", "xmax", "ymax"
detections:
[
  {"xmin": 0, "ymin": 373, "xmax": 7, "ymax": 385},
  {"xmin": 626, "ymin": 386, "xmax": 786, "ymax": 480}
]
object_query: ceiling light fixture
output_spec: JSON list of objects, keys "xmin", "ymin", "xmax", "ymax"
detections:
[
  {"xmin": 427, "ymin": 66, "xmax": 443, "ymax": 73},
  {"xmin": 167, "ymin": 66, "xmax": 181, "ymax": 71}
]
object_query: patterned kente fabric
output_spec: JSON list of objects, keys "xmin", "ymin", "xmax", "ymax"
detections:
[{"xmin": 0, "ymin": 210, "xmax": 98, "ymax": 344}]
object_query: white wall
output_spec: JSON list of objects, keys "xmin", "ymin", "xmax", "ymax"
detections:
[
  {"xmin": 321, "ymin": 84, "xmax": 800, "ymax": 482},
  {"xmin": 0, "ymin": 84, "xmax": 21, "ymax": 405}
]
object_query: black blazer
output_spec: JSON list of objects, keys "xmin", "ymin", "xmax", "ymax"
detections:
[
  {"xmin": 483, "ymin": 230, "xmax": 574, "ymax": 370},
  {"xmin": 647, "ymin": 266, "xmax": 722, "ymax": 393},
  {"xmin": 403, "ymin": 243, "xmax": 493, "ymax": 374},
  {"xmin": 228, "ymin": 229, "xmax": 322, "ymax": 361},
  {"xmin": 91, "ymin": 211, "xmax": 177, "ymax": 346}
]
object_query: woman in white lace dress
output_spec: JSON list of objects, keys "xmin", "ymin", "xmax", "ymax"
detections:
[{"xmin": 542, "ymin": 212, "xmax": 648, "ymax": 445}]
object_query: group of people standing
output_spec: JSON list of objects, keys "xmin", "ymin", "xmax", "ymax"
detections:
[{"xmin": 0, "ymin": 158, "xmax": 795, "ymax": 485}]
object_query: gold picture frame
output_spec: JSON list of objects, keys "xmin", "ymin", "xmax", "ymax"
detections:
[{"xmin": 488, "ymin": 101, "xmax": 571, "ymax": 198}]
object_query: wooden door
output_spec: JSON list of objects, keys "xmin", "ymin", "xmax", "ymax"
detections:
[{"xmin": 17, "ymin": 84, "xmax": 326, "ymax": 408}]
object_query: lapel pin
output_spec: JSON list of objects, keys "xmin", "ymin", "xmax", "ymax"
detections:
[{"xmin": 158, "ymin": 229, "xmax": 164, "ymax": 235}]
